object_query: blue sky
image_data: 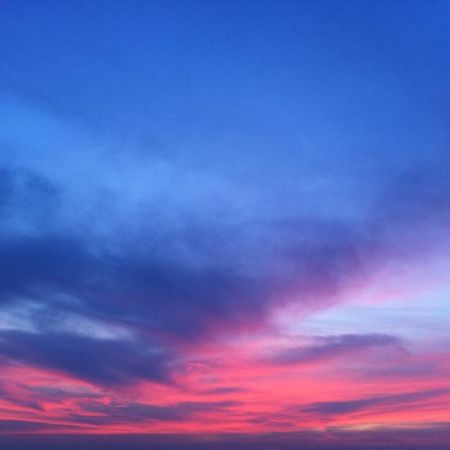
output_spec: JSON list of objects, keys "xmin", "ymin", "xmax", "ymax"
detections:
[{"xmin": 1, "ymin": 1, "xmax": 450, "ymax": 448}]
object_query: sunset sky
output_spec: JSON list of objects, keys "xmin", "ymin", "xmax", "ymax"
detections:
[{"xmin": 1, "ymin": 1, "xmax": 450, "ymax": 449}]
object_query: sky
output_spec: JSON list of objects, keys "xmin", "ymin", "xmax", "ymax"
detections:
[{"xmin": 1, "ymin": 0, "xmax": 450, "ymax": 448}]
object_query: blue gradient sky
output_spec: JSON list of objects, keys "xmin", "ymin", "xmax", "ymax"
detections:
[{"xmin": 1, "ymin": 1, "xmax": 450, "ymax": 448}]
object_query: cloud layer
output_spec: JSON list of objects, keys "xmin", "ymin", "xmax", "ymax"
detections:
[{"xmin": 1, "ymin": 0, "xmax": 450, "ymax": 446}]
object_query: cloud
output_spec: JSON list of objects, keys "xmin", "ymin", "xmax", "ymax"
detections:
[
  {"xmin": 0, "ymin": 330, "xmax": 171, "ymax": 386},
  {"xmin": 267, "ymin": 334, "xmax": 401, "ymax": 366},
  {"xmin": 1, "ymin": 0, "xmax": 450, "ymax": 438},
  {"xmin": 0, "ymin": 420, "xmax": 77, "ymax": 433},
  {"xmin": 200, "ymin": 386, "xmax": 248, "ymax": 396},
  {"xmin": 0, "ymin": 159, "xmax": 448, "ymax": 390},
  {"xmin": 0, "ymin": 155, "xmax": 449, "ymax": 395},
  {"xmin": 300, "ymin": 388, "xmax": 450, "ymax": 417},
  {"xmin": 0, "ymin": 167, "xmax": 60, "ymax": 232},
  {"xmin": 0, "ymin": 235, "xmax": 98, "ymax": 303},
  {"xmin": 0, "ymin": 382, "xmax": 43, "ymax": 411},
  {"xmin": 68, "ymin": 400, "xmax": 240, "ymax": 426}
]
